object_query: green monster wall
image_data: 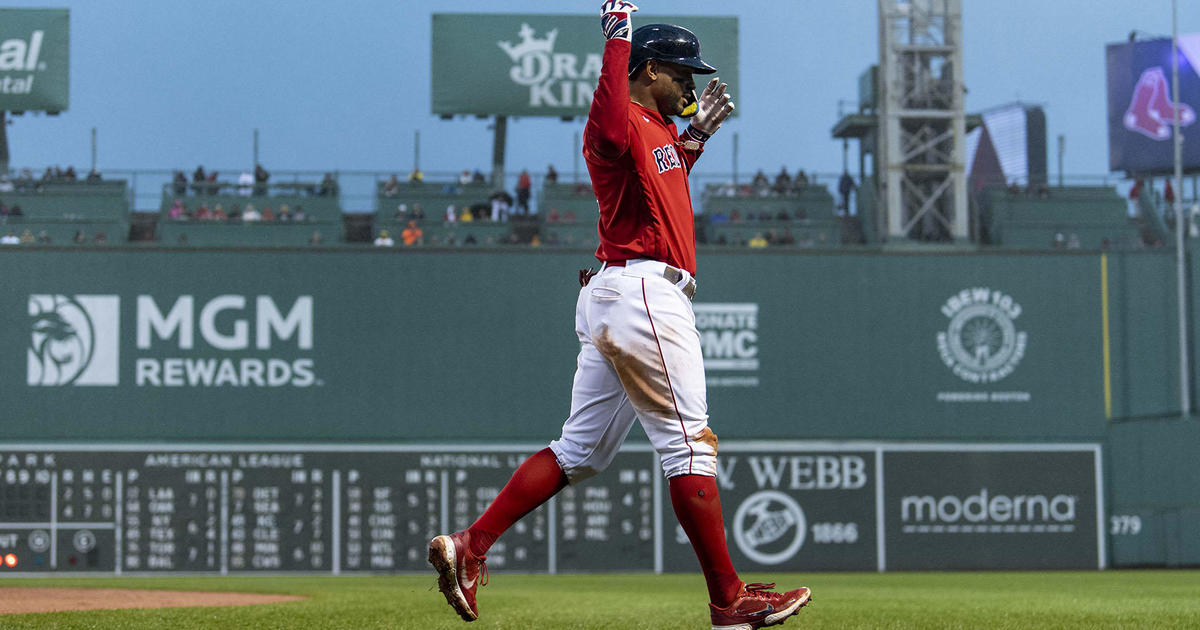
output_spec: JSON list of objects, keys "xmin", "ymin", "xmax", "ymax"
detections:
[{"xmin": 1, "ymin": 246, "xmax": 1197, "ymax": 566}]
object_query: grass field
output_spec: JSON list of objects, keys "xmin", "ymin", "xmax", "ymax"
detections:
[{"xmin": 1, "ymin": 570, "xmax": 1198, "ymax": 629}]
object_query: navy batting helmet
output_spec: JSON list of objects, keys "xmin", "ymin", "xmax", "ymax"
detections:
[{"xmin": 627, "ymin": 24, "xmax": 717, "ymax": 78}]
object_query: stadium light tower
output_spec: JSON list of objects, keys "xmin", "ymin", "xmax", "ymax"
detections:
[{"xmin": 877, "ymin": 0, "xmax": 967, "ymax": 242}]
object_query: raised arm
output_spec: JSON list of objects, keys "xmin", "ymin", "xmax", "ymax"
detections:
[{"xmin": 584, "ymin": 1, "xmax": 639, "ymax": 161}]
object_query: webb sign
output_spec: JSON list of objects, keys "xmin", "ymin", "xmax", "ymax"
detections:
[
  {"xmin": 431, "ymin": 14, "xmax": 738, "ymax": 118},
  {"xmin": 0, "ymin": 9, "xmax": 69, "ymax": 112}
]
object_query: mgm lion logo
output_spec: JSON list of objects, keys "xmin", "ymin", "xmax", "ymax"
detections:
[
  {"xmin": 27, "ymin": 295, "xmax": 120, "ymax": 386},
  {"xmin": 936, "ymin": 288, "xmax": 1027, "ymax": 384},
  {"xmin": 732, "ymin": 490, "xmax": 807, "ymax": 565}
]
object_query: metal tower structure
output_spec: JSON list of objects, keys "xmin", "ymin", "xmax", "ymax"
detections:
[{"xmin": 877, "ymin": 0, "xmax": 967, "ymax": 242}]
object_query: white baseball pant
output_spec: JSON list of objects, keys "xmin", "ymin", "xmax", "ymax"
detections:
[{"xmin": 549, "ymin": 259, "xmax": 717, "ymax": 481}]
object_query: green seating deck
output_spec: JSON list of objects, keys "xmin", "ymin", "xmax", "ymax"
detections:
[
  {"xmin": 541, "ymin": 182, "xmax": 601, "ymax": 222},
  {"xmin": 376, "ymin": 181, "xmax": 494, "ymax": 219},
  {"xmin": 161, "ymin": 182, "xmax": 340, "ymax": 221},
  {"xmin": 1, "ymin": 180, "xmax": 129, "ymax": 220},
  {"xmin": 372, "ymin": 218, "xmax": 515, "ymax": 247},
  {"xmin": 980, "ymin": 186, "xmax": 1139, "ymax": 249},
  {"xmin": 0, "ymin": 218, "xmax": 124, "ymax": 245},
  {"xmin": 155, "ymin": 220, "xmax": 335, "ymax": 247},
  {"xmin": 703, "ymin": 219, "xmax": 842, "ymax": 248},
  {"xmin": 703, "ymin": 184, "xmax": 838, "ymax": 220}
]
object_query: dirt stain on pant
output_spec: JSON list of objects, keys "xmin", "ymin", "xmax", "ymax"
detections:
[{"xmin": 593, "ymin": 327, "xmax": 677, "ymax": 417}]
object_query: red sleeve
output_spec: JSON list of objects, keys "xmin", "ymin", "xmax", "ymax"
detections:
[{"xmin": 584, "ymin": 38, "xmax": 632, "ymax": 161}]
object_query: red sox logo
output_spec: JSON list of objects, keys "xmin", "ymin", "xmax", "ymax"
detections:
[
  {"xmin": 652, "ymin": 143, "xmax": 682, "ymax": 174},
  {"xmin": 1124, "ymin": 66, "xmax": 1196, "ymax": 140}
]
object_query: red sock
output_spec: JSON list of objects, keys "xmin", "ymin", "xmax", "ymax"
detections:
[
  {"xmin": 467, "ymin": 447, "xmax": 568, "ymax": 557},
  {"xmin": 669, "ymin": 474, "xmax": 742, "ymax": 607}
]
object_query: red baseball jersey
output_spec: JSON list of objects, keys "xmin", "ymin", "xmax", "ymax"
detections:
[{"xmin": 583, "ymin": 38, "xmax": 703, "ymax": 275}]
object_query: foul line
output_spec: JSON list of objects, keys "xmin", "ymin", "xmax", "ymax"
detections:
[{"xmin": 1102, "ymin": 254, "xmax": 1112, "ymax": 419}]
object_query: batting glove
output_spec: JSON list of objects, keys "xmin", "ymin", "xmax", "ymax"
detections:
[
  {"xmin": 601, "ymin": 0, "xmax": 639, "ymax": 42},
  {"xmin": 685, "ymin": 77, "xmax": 735, "ymax": 144}
]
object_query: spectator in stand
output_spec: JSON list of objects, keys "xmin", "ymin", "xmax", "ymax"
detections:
[
  {"xmin": 261, "ymin": 206, "xmax": 276, "ymax": 222},
  {"xmin": 64, "ymin": 166, "xmax": 78, "ymax": 182},
  {"xmin": 730, "ymin": 209, "xmax": 743, "ymax": 223},
  {"xmin": 309, "ymin": 230, "xmax": 323, "ymax": 245},
  {"xmin": 168, "ymin": 201, "xmax": 186, "ymax": 223},
  {"xmin": 779, "ymin": 228, "xmax": 796, "ymax": 245},
  {"xmin": 37, "ymin": 230, "xmax": 51, "ymax": 243},
  {"xmin": 545, "ymin": 164, "xmax": 558, "ymax": 184},
  {"xmin": 238, "ymin": 171, "xmax": 253, "ymax": 196},
  {"xmin": 459, "ymin": 170, "xmax": 473, "ymax": 186},
  {"xmin": 748, "ymin": 233, "xmax": 769, "ymax": 248},
  {"xmin": 194, "ymin": 203, "xmax": 212, "ymax": 221},
  {"xmin": 471, "ymin": 170, "xmax": 486, "ymax": 184},
  {"xmin": 374, "ymin": 229, "xmax": 395, "ymax": 247},
  {"xmin": 710, "ymin": 211, "xmax": 728, "ymax": 224},
  {"xmin": 0, "ymin": 175, "xmax": 13, "ymax": 193},
  {"xmin": 17, "ymin": 168, "xmax": 34, "ymax": 191},
  {"xmin": 320, "ymin": 172, "xmax": 338, "ymax": 196},
  {"xmin": 516, "ymin": 169, "xmax": 532, "ymax": 214},
  {"xmin": 9, "ymin": 204, "xmax": 23, "ymax": 217},
  {"xmin": 773, "ymin": 167, "xmax": 792, "ymax": 195},
  {"xmin": 752, "ymin": 169, "xmax": 769, "ymax": 190},
  {"xmin": 1, "ymin": 230, "xmax": 19, "ymax": 245},
  {"xmin": 394, "ymin": 203, "xmax": 408, "ymax": 220},
  {"xmin": 411, "ymin": 203, "xmax": 425, "ymax": 220},
  {"xmin": 19, "ymin": 229, "xmax": 35, "ymax": 244},
  {"xmin": 277, "ymin": 204, "xmax": 291, "ymax": 222},
  {"xmin": 254, "ymin": 164, "xmax": 270, "ymax": 196},
  {"xmin": 446, "ymin": 204, "xmax": 457, "ymax": 223},
  {"xmin": 192, "ymin": 166, "xmax": 207, "ymax": 194},
  {"xmin": 793, "ymin": 170, "xmax": 809, "ymax": 189},
  {"xmin": 293, "ymin": 206, "xmax": 306, "ymax": 222},
  {"xmin": 408, "ymin": 168, "xmax": 424, "ymax": 183},
  {"xmin": 490, "ymin": 191, "xmax": 512, "ymax": 222},
  {"xmin": 206, "ymin": 171, "xmax": 220, "ymax": 195},
  {"xmin": 383, "ymin": 174, "xmax": 401, "ymax": 197},
  {"xmin": 774, "ymin": 209, "xmax": 789, "ymax": 221},
  {"xmin": 0, "ymin": 202, "xmax": 8, "ymax": 217},
  {"xmin": 41, "ymin": 167, "xmax": 54, "ymax": 182},
  {"xmin": 73, "ymin": 230, "xmax": 86, "ymax": 244},
  {"xmin": 563, "ymin": 209, "xmax": 577, "ymax": 223},
  {"xmin": 173, "ymin": 171, "xmax": 188, "ymax": 195},
  {"xmin": 546, "ymin": 208, "xmax": 561, "ymax": 223},
  {"xmin": 459, "ymin": 206, "xmax": 475, "ymax": 222},
  {"xmin": 86, "ymin": 168, "xmax": 103, "ymax": 183},
  {"xmin": 212, "ymin": 203, "xmax": 228, "ymax": 221},
  {"xmin": 838, "ymin": 171, "xmax": 855, "ymax": 213},
  {"xmin": 1127, "ymin": 178, "xmax": 1144, "ymax": 218},
  {"xmin": 402, "ymin": 220, "xmax": 423, "ymax": 246},
  {"xmin": 94, "ymin": 231, "xmax": 108, "ymax": 244},
  {"xmin": 242, "ymin": 203, "xmax": 261, "ymax": 222}
]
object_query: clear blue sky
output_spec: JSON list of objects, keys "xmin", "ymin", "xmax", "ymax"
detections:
[{"xmin": 3, "ymin": 0, "xmax": 1198, "ymax": 185}]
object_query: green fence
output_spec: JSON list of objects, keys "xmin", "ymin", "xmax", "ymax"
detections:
[{"xmin": 1, "ymin": 246, "xmax": 1198, "ymax": 567}]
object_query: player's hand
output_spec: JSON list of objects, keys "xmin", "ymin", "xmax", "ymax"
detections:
[
  {"xmin": 686, "ymin": 78, "xmax": 735, "ymax": 142},
  {"xmin": 601, "ymin": 0, "xmax": 639, "ymax": 41}
]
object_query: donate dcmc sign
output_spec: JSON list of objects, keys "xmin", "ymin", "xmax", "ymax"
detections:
[
  {"xmin": 431, "ymin": 14, "xmax": 738, "ymax": 118},
  {"xmin": 0, "ymin": 9, "xmax": 69, "ymax": 112}
]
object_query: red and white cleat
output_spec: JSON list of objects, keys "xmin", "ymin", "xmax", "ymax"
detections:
[
  {"xmin": 428, "ymin": 530, "xmax": 488, "ymax": 622},
  {"xmin": 709, "ymin": 582, "xmax": 811, "ymax": 630}
]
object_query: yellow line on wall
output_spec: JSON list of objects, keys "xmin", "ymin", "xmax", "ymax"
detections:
[{"xmin": 1102, "ymin": 254, "xmax": 1112, "ymax": 419}]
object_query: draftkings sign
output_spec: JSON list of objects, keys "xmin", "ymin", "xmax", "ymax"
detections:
[
  {"xmin": 431, "ymin": 13, "xmax": 738, "ymax": 118},
  {"xmin": 0, "ymin": 9, "xmax": 69, "ymax": 112}
]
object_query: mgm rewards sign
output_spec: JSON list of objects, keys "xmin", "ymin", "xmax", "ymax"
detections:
[
  {"xmin": 431, "ymin": 14, "xmax": 738, "ymax": 118},
  {"xmin": 0, "ymin": 9, "xmax": 69, "ymax": 112}
]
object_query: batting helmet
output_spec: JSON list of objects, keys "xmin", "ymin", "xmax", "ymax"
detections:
[{"xmin": 627, "ymin": 24, "xmax": 717, "ymax": 78}]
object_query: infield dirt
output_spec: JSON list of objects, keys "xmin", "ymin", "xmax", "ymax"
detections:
[{"xmin": 0, "ymin": 587, "xmax": 305, "ymax": 615}]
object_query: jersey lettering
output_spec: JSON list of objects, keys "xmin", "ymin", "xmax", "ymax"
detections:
[{"xmin": 652, "ymin": 143, "xmax": 683, "ymax": 175}]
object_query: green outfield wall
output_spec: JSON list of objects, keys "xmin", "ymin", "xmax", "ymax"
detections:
[{"xmin": 0, "ymin": 247, "xmax": 1197, "ymax": 568}]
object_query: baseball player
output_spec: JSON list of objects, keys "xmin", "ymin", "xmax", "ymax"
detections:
[{"xmin": 429, "ymin": 2, "xmax": 811, "ymax": 628}]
